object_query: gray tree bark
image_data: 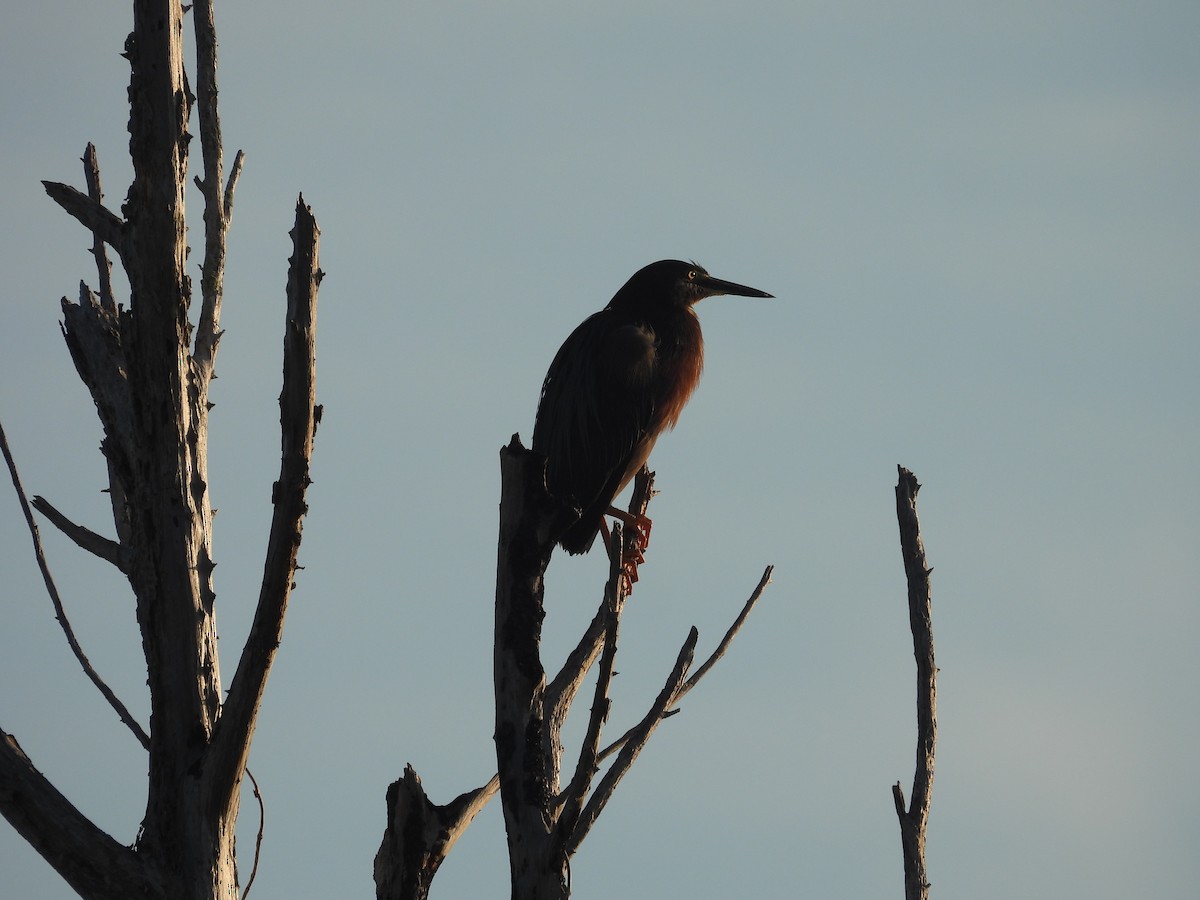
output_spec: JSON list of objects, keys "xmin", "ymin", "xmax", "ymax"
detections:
[{"xmin": 0, "ymin": 1, "xmax": 320, "ymax": 897}]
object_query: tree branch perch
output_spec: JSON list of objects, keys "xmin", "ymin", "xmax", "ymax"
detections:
[{"xmin": 893, "ymin": 465, "xmax": 936, "ymax": 900}]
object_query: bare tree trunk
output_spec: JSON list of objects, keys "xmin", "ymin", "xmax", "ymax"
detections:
[
  {"xmin": 0, "ymin": 2, "xmax": 320, "ymax": 897},
  {"xmin": 118, "ymin": 4, "xmax": 231, "ymax": 893},
  {"xmin": 892, "ymin": 466, "xmax": 936, "ymax": 900},
  {"xmin": 493, "ymin": 437, "xmax": 567, "ymax": 899}
]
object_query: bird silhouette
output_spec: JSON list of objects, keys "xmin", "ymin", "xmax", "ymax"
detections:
[{"xmin": 533, "ymin": 259, "xmax": 772, "ymax": 558}]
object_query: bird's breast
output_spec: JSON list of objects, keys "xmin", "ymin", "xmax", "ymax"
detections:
[{"xmin": 653, "ymin": 309, "xmax": 704, "ymax": 431}]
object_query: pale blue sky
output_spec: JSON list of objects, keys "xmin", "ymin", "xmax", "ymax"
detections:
[{"xmin": 2, "ymin": 2, "xmax": 1197, "ymax": 898}]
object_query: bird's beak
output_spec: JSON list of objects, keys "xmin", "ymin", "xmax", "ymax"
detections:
[{"xmin": 699, "ymin": 273, "xmax": 774, "ymax": 299}]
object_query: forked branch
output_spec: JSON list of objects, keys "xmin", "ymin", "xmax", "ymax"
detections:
[
  {"xmin": 596, "ymin": 563, "xmax": 773, "ymax": 764},
  {"xmin": 374, "ymin": 767, "xmax": 501, "ymax": 900},
  {"xmin": 557, "ymin": 528, "xmax": 629, "ymax": 832},
  {"xmin": 892, "ymin": 466, "xmax": 936, "ymax": 900},
  {"xmin": 562, "ymin": 626, "xmax": 698, "ymax": 857}
]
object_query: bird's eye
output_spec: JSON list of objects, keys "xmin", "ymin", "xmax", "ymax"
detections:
[{"xmin": 687, "ymin": 270, "xmax": 697, "ymax": 280}]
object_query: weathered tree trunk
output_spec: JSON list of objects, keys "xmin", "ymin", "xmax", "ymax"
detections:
[
  {"xmin": 120, "ymin": 4, "xmax": 231, "ymax": 893},
  {"xmin": 493, "ymin": 438, "xmax": 568, "ymax": 899},
  {"xmin": 892, "ymin": 466, "xmax": 936, "ymax": 900},
  {"xmin": 0, "ymin": 1, "xmax": 320, "ymax": 897}
]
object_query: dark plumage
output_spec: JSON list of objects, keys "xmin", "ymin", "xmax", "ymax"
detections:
[{"xmin": 533, "ymin": 259, "xmax": 772, "ymax": 554}]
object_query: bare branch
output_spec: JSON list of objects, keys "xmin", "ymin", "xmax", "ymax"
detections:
[
  {"xmin": 0, "ymin": 727, "xmax": 157, "ymax": 899},
  {"xmin": 595, "ymin": 564, "xmax": 773, "ymax": 764},
  {"xmin": 679, "ymin": 564, "xmax": 772, "ymax": 698},
  {"xmin": 893, "ymin": 465, "xmax": 936, "ymax": 900},
  {"xmin": 207, "ymin": 196, "xmax": 321, "ymax": 812},
  {"xmin": 239, "ymin": 767, "xmax": 266, "ymax": 900},
  {"xmin": 81, "ymin": 144, "xmax": 116, "ymax": 309},
  {"xmin": 564, "ymin": 626, "xmax": 697, "ymax": 857},
  {"xmin": 41, "ymin": 180, "xmax": 124, "ymax": 256},
  {"xmin": 224, "ymin": 149, "xmax": 246, "ymax": 224},
  {"xmin": 191, "ymin": 0, "xmax": 233, "ymax": 382},
  {"xmin": 557, "ymin": 530, "xmax": 629, "ymax": 829},
  {"xmin": 375, "ymin": 766, "xmax": 501, "ymax": 900},
  {"xmin": 1, "ymin": 419, "xmax": 150, "ymax": 750},
  {"xmin": 29, "ymin": 495, "xmax": 125, "ymax": 572},
  {"xmin": 58, "ymin": 284, "xmax": 137, "ymax": 551},
  {"xmin": 546, "ymin": 467, "xmax": 656, "ymax": 722}
]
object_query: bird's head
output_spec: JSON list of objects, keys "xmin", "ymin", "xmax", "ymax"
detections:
[{"xmin": 610, "ymin": 259, "xmax": 773, "ymax": 312}]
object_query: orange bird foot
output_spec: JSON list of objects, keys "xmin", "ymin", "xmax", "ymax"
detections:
[
  {"xmin": 600, "ymin": 510, "xmax": 653, "ymax": 592},
  {"xmin": 606, "ymin": 506, "xmax": 652, "ymax": 551}
]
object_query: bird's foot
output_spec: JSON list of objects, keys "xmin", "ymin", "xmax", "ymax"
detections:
[
  {"xmin": 621, "ymin": 554, "xmax": 642, "ymax": 590},
  {"xmin": 600, "ymin": 515, "xmax": 649, "ymax": 593},
  {"xmin": 606, "ymin": 507, "xmax": 652, "ymax": 552}
]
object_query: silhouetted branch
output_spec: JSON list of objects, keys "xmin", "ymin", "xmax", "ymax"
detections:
[
  {"xmin": 0, "ymin": 727, "xmax": 156, "ymax": 900},
  {"xmin": 557, "ymin": 528, "xmax": 629, "ymax": 831},
  {"xmin": 81, "ymin": 144, "xmax": 116, "ymax": 309},
  {"xmin": 595, "ymin": 563, "xmax": 773, "ymax": 764},
  {"xmin": 374, "ymin": 766, "xmax": 501, "ymax": 900},
  {"xmin": 207, "ymin": 196, "xmax": 321, "ymax": 813},
  {"xmin": 892, "ymin": 466, "xmax": 936, "ymax": 900},
  {"xmin": 680, "ymin": 564, "xmax": 772, "ymax": 698},
  {"xmin": 58, "ymin": 283, "xmax": 136, "ymax": 552},
  {"xmin": 41, "ymin": 180, "xmax": 125, "ymax": 256},
  {"xmin": 191, "ymin": 0, "xmax": 242, "ymax": 384},
  {"xmin": 239, "ymin": 767, "xmax": 265, "ymax": 900},
  {"xmin": 563, "ymin": 626, "xmax": 698, "ymax": 857},
  {"xmin": 546, "ymin": 468, "xmax": 655, "ymax": 736},
  {"xmin": 29, "ymin": 495, "xmax": 125, "ymax": 572},
  {"xmin": 0, "ymin": 420, "xmax": 149, "ymax": 750}
]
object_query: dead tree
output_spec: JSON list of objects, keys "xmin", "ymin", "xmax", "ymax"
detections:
[
  {"xmin": 0, "ymin": 2, "xmax": 320, "ymax": 897},
  {"xmin": 3, "ymin": 6, "xmax": 937, "ymax": 900},
  {"xmin": 892, "ymin": 466, "xmax": 937, "ymax": 900},
  {"xmin": 375, "ymin": 444, "xmax": 773, "ymax": 900}
]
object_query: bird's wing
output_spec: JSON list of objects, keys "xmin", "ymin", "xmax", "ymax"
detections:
[{"xmin": 533, "ymin": 311, "xmax": 658, "ymax": 516}]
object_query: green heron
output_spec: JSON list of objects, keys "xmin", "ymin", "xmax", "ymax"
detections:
[{"xmin": 533, "ymin": 259, "xmax": 772, "ymax": 559}]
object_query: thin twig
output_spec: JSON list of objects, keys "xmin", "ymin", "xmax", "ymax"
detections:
[
  {"xmin": 546, "ymin": 468, "xmax": 656, "ymax": 722},
  {"xmin": 680, "ymin": 564, "xmax": 772, "ymax": 698},
  {"xmin": 558, "ymin": 524, "xmax": 629, "ymax": 828},
  {"xmin": 893, "ymin": 465, "xmax": 936, "ymax": 900},
  {"xmin": 0, "ymin": 419, "xmax": 149, "ymax": 750},
  {"xmin": 239, "ymin": 767, "xmax": 265, "ymax": 900},
  {"xmin": 563, "ymin": 626, "xmax": 697, "ymax": 857},
  {"xmin": 595, "ymin": 564, "xmax": 773, "ymax": 764},
  {"xmin": 81, "ymin": 144, "xmax": 116, "ymax": 310}
]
